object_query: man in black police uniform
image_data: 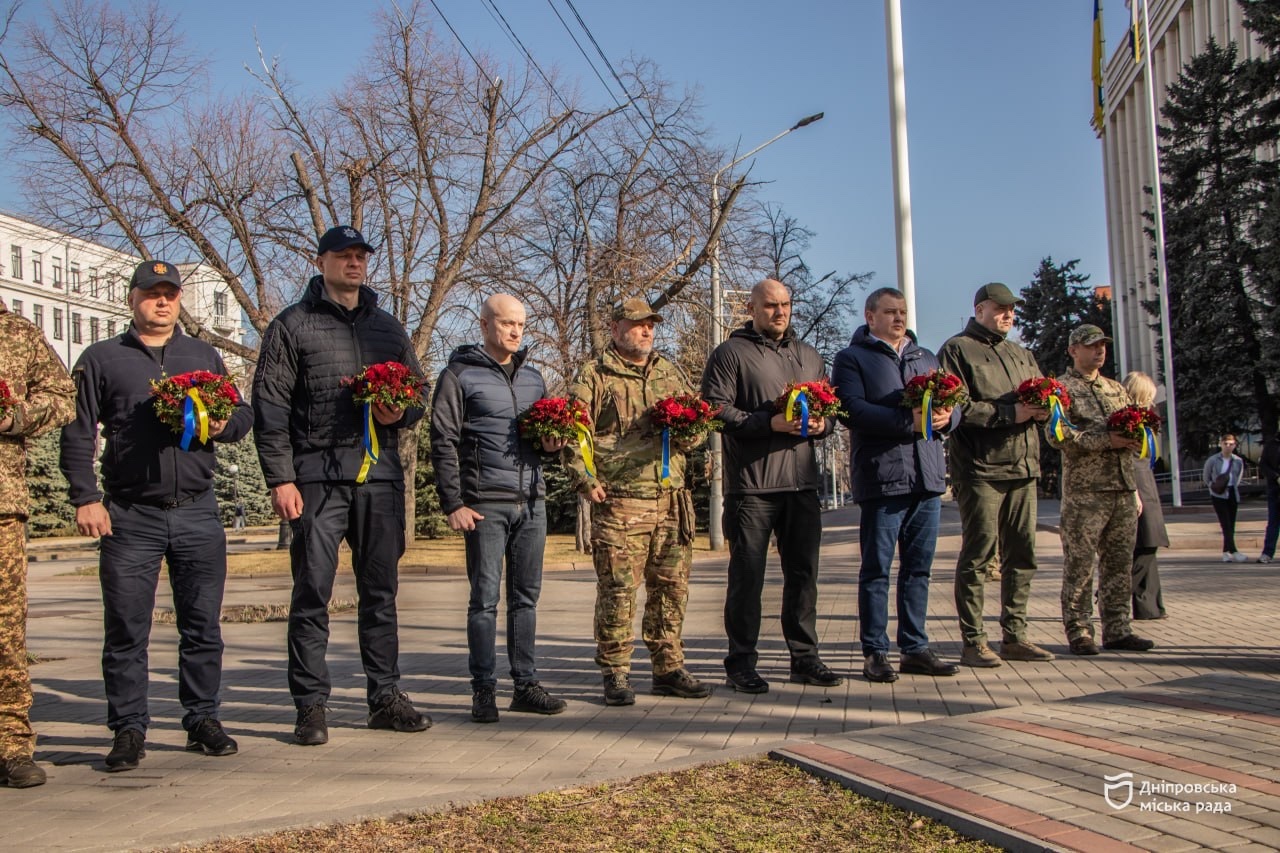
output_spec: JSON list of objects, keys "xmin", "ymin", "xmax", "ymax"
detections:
[
  {"xmin": 61, "ymin": 260, "xmax": 252, "ymax": 771},
  {"xmin": 254, "ymin": 225, "xmax": 431, "ymax": 746}
]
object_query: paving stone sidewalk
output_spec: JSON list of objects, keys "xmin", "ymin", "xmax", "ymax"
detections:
[{"xmin": 7, "ymin": 500, "xmax": 1277, "ymax": 852}]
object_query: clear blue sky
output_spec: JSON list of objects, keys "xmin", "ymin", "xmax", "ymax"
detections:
[{"xmin": 0, "ymin": 1, "xmax": 1137, "ymax": 348}]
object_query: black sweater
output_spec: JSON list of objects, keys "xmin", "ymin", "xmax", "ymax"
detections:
[{"xmin": 60, "ymin": 325, "xmax": 252, "ymax": 506}]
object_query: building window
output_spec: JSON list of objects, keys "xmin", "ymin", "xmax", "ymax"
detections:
[
  {"xmin": 9, "ymin": 246, "xmax": 21, "ymax": 280},
  {"xmin": 90, "ymin": 316, "xmax": 100, "ymax": 342},
  {"xmin": 69, "ymin": 263, "xmax": 81, "ymax": 292},
  {"xmin": 31, "ymin": 252, "xmax": 42, "ymax": 284},
  {"xmin": 52, "ymin": 257, "xmax": 63, "ymax": 288},
  {"xmin": 11, "ymin": 299, "xmax": 22, "ymax": 317},
  {"xmin": 32, "ymin": 304, "xmax": 43, "ymax": 330},
  {"xmin": 106, "ymin": 278, "xmax": 118, "ymax": 302},
  {"xmin": 89, "ymin": 268, "xmax": 99, "ymax": 297},
  {"xmin": 71, "ymin": 312, "xmax": 82, "ymax": 344},
  {"xmin": 214, "ymin": 291, "xmax": 228, "ymax": 318},
  {"xmin": 52, "ymin": 307, "xmax": 63, "ymax": 340},
  {"xmin": 106, "ymin": 319, "xmax": 116, "ymax": 337}
]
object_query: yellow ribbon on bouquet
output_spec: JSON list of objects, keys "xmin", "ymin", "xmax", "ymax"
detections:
[
  {"xmin": 1140, "ymin": 426, "xmax": 1158, "ymax": 467},
  {"xmin": 356, "ymin": 402, "xmax": 381, "ymax": 484},
  {"xmin": 785, "ymin": 388, "xmax": 811, "ymax": 437},
  {"xmin": 576, "ymin": 422, "xmax": 596, "ymax": 479},
  {"xmin": 179, "ymin": 388, "xmax": 209, "ymax": 451}
]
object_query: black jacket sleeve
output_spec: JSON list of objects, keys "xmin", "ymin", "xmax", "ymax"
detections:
[
  {"xmin": 700, "ymin": 344, "xmax": 774, "ymax": 438},
  {"xmin": 429, "ymin": 366, "xmax": 466, "ymax": 515},
  {"xmin": 59, "ymin": 352, "xmax": 104, "ymax": 507},
  {"xmin": 252, "ymin": 319, "xmax": 299, "ymax": 487}
]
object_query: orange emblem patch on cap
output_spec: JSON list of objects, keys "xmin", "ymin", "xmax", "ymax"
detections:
[{"xmin": 153, "ymin": 262, "xmax": 168, "ymax": 275}]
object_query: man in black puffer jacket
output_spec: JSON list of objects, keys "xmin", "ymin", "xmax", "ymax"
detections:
[
  {"xmin": 253, "ymin": 226, "xmax": 430, "ymax": 746},
  {"xmin": 430, "ymin": 294, "xmax": 567, "ymax": 724}
]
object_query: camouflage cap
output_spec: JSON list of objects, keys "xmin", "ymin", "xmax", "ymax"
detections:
[
  {"xmin": 1069, "ymin": 324, "xmax": 1113, "ymax": 346},
  {"xmin": 612, "ymin": 297, "xmax": 663, "ymax": 323}
]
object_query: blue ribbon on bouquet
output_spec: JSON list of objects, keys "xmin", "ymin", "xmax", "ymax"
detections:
[{"xmin": 661, "ymin": 428, "xmax": 672, "ymax": 487}]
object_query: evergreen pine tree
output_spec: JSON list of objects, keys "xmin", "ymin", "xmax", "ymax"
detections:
[
  {"xmin": 24, "ymin": 430, "xmax": 76, "ymax": 536},
  {"xmin": 1155, "ymin": 37, "xmax": 1280, "ymax": 449}
]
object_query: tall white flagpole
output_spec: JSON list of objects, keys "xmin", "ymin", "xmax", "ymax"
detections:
[{"xmin": 884, "ymin": 0, "xmax": 917, "ymax": 326}]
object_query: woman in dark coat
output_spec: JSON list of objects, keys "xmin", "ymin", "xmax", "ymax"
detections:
[{"xmin": 1124, "ymin": 373, "xmax": 1169, "ymax": 619}]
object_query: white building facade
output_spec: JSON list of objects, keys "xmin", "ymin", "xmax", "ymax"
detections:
[
  {"xmin": 1100, "ymin": 0, "xmax": 1269, "ymax": 378},
  {"xmin": 0, "ymin": 211, "xmax": 246, "ymax": 374}
]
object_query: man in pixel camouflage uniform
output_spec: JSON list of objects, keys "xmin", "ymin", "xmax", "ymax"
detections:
[
  {"xmin": 0, "ymin": 296, "xmax": 76, "ymax": 789},
  {"xmin": 1047, "ymin": 324, "xmax": 1154, "ymax": 655},
  {"xmin": 566, "ymin": 297, "xmax": 711, "ymax": 706}
]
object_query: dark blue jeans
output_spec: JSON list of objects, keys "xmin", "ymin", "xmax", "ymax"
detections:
[
  {"xmin": 464, "ymin": 500, "xmax": 546, "ymax": 691},
  {"xmin": 857, "ymin": 493, "xmax": 940, "ymax": 656},
  {"xmin": 1264, "ymin": 481, "xmax": 1278, "ymax": 559},
  {"xmin": 99, "ymin": 491, "xmax": 227, "ymax": 733},
  {"xmin": 288, "ymin": 481, "xmax": 405, "ymax": 709}
]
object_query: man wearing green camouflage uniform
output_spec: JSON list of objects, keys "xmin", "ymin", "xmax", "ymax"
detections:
[
  {"xmin": 1047, "ymin": 324, "xmax": 1154, "ymax": 655},
  {"xmin": 566, "ymin": 298, "xmax": 711, "ymax": 705},
  {"xmin": 0, "ymin": 297, "xmax": 76, "ymax": 788}
]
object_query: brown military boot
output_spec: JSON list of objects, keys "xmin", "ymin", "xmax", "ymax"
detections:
[{"xmin": 1, "ymin": 757, "xmax": 47, "ymax": 788}]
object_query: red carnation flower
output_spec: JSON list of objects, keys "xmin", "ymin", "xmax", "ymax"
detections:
[
  {"xmin": 519, "ymin": 397, "xmax": 591, "ymax": 441},
  {"xmin": 343, "ymin": 361, "xmax": 426, "ymax": 411},
  {"xmin": 900, "ymin": 369, "xmax": 967, "ymax": 409},
  {"xmin": 651, "ymin": 393, "xmax": 723, "ymax": 442},
  {"xmin": 774, "ymin": 379, "xmax": 845, "ymax": 420}
]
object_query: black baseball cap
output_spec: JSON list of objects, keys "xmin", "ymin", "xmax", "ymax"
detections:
[
  {"xmin": 317, "ymin": 225, "xmax": 376, "ymax": 256},
  {"xmin": 129, "ymin": 260, "xmax": 182, "ymax": 291}
]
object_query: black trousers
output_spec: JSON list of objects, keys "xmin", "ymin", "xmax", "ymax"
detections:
[
  {"xmin": 288, "ymin": 481, "xmax": 406, "ymax": 708},
  {"xmin": 99, "ymin": 491, "xmax": 226, "ymax": 733},
  {"xmin": 1212, "ymin": 494, "xmax": 1239, "ymax": 553},
  {"xmin": 722, "ymin": 491, "xmax": 822, "ymax": 674}
]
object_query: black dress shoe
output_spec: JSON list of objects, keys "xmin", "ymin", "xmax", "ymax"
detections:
[
  {"xmin": 863, "ymin": 652, "xmax": 898, "ymax": 683},
  {"xmin": 789, "ymin": 659, "xmax": 843, "ymax": 687},
  {"xmin": 725, "ymin": 670, "xmax": 769, "ymax": 694},
  {"xmin": 899, "ymin": 649, "xmax": 960, "ymax": 677}
]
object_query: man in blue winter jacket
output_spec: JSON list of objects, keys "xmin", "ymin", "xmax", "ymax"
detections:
[
  {"xmin": 833, "ymin": 287, "xmax": 961, "ymax": 684},
  {"xmin": 430, "ymin": 294, "xmax": 568, "ymax": 723}
]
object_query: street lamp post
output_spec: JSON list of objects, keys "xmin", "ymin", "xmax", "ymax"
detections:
[{"xmin": 707, "ymin": 112, "xmax": 824, "ymax": 550}]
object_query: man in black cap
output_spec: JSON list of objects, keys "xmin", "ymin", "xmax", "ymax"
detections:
[
  {"xmin": 61, "ymin": 260, "xmax": 253, "ymax": 771},
  {"xmin": 939, "ymin": 283, "xmax": 1055, "ymax": 669},
  {"xmin": 254, "ymin": 226, "xmax": 431, "ymax": 745}
]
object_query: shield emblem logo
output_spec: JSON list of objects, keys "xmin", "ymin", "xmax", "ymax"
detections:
[{"xmin": 1103, "ymin": 771, "xmax": 1134, "ymax": 810}]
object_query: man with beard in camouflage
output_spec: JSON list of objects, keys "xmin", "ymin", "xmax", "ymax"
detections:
[
  {"xmin": 0, "ymin": 297, "xmax": 76, "ymax": 788},
  {"xmin": 1048, "ymin": 324, "xmax": 1154, "ymax": 656},
  {"xmin": 566, "ymin": 298, "xmax": 711, "ymax": 706}
]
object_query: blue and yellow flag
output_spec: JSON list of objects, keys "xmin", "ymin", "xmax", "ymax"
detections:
[
  {"xmin": 1127, "ymin": 0, "xmax": 1144, "ymax": 64},
  {"xmin": 1091, "ymin": 0, "xmax": 1106, "ymax": 136}
]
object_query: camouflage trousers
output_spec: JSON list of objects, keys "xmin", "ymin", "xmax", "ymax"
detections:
[
  {"xmin": 1060, "ymin": 489, "xmax": 1138, "ymax": 644},
  {"xmin": 0, "ymin": 517, "xmax": 33, "ymax": 760},
  {"xmin": 592, "ymin": 491, "xmax": 692, "ymax": 676}
]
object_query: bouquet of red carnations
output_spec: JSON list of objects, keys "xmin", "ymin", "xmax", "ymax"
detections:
[
  {"xmin": 343, "ymin": 361, "xmax": 426, "ymax": 410},
  {"xmin": 651, "ymin": 393, "xmax": 722, "ymax": 443},
  {"xmin": 0, "ymin": 380, "xmax": 14, "ymax": 423},
  {"xmin": 1017, "ymin": 376, "xmax": 1073, "ymax": 440},
  {"xmin": 773, "ymin": 379, "xmax": 844, "ymax": 438},
  {"xmin": 1016, "ymin": 376, "xmax": 1071, "ymax": 410},
  {"xmin": 150, "ymin": 370, "xmax": 241, "ymax": 449},
  {"xmin": 901, "ymin": 369, "xmax": 967, "ymax": 409},
  {"xmin": 1108, "ymin": 404, "xmax": 1162, "ymax": 463},
  {"xmin": 518, "ymin": 397, "xmax": 592, "ymax": 442},
  {"xmin": 774, "ymin": 379, "xmax": 844, "ymax": 419}
]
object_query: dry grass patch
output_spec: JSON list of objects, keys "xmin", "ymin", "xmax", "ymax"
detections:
[{"xmin": 177, "ymin": 758, "xmax": 997, "ymax": 852}]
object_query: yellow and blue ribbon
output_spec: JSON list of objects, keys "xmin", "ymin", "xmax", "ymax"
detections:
[
  {"xmin": 179, "ymin": 388, "xmax": 209, "ymax": 451},
  {"xmin": 660, "ymin": 428, "xmax": 673, "ymax": 486},
  {"xmin": 1047, "ymin": 394, "xmax": 1075, "ymax": 442},
  {"xmin": 921, "ymin": 388, "xmax": 935, "ymax": 440},
  {"xmin": 1140, "ymin": 426, "xmax": 1158, "ymax": 468},
  {"xmin": 785, "ymin": 389, "xmax": 811, "ymax": 437},
  {"xmin": 576, "ymin": 422, "xmax": 596, "ymax": 479},
  {"xmin": 356, "ymin": 402, "xmax": 380, "ymax": 483}
]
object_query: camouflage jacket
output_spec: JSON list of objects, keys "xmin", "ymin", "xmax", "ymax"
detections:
[
  {"xmin": 0, "ymin": 301, "xmax": 77, "ymax": 518},
  {"xmin": 566, "ymin": 345, "xmax": 702, "ymax": 498},
  {"xmin": 1046, "ymin": 367, "xmax": 1135, "ymax": 493}
]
